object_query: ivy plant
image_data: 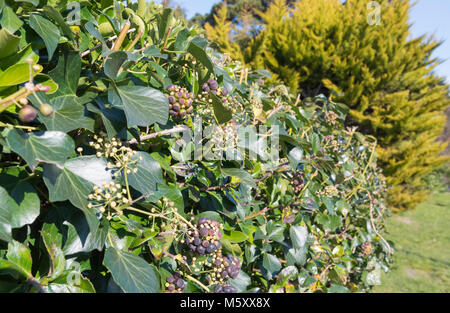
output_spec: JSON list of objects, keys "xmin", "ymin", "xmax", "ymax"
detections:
[{"xmin": 0, "ymin": 0, "xmax": 392, "ymax": 293}]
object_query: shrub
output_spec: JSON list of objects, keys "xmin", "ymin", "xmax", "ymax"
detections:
[
  {"xmin": 0, "ymin": 0, "xmax": 391, "ymax": 293},
  {"xmin": 205, "ymin": 0, "xmax": 450, "ymax": 212}
]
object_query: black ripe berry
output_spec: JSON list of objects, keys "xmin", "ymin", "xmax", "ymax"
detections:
[
  {"xmin": 207, "ymin": 78, "xmax": 219, "ymax": 90},
  {"xmin": 214, "ymin": 284, "xmax": 237, "ymax": 293},
  {"xmin": 165, "ymin": 272, "xmax": 186, "ymax": 293}
]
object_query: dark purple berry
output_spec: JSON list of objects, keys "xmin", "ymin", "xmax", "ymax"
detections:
[
  {"xmin": 197, "ymin": 246, "xmax": 205, "ymax": 255},
  {"xmin": 193, "ymin": 237, "xmax": 201, "ymax": 246},
  {"xmin": 222, "ymin": 88, "xmax": 229, "ymax": 96},
  {"xmin": 175, "ymin": 278, "xmax": 185, "ymax": 289},
  {"xmin": 208, "ymin": 78, "xmax": 218, "ymax": 90},
  {"xmin": 223, "ymin": 285, "xmax": 237, "ymax": 293},
  {"xmin": 202, "ymin": 240, "xmax": 210, "ymax": 248},
  {"xmin": 167, "ymin": 276, "xmax": 175, "ymax": 283},
  {"xmin": 199, "ymin": 227, "xmax": 208, "ymax": 237},
  {"xmin": 168, "ymin": 96, "xmax": 175, "ymax": 104},
  {"xmin": 201, "ymin": 83, "xmax": 210, "ymax": 92}
]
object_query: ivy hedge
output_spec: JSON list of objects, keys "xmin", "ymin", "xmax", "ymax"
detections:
[{"xmin": 0, "ymin": 0, "xmax": 391, "ymax": 293}]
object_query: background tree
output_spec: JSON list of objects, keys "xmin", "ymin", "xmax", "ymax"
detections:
[{"xmin": 204, "ymin": 0, "xmax": 450, "ymax": 212}]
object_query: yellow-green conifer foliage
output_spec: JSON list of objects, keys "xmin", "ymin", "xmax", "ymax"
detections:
[{"xmin": 205, "ymin": 0, "xmax": 450, "ymax": 211}]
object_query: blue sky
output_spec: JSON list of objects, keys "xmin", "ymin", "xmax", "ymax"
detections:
[{"xmin": 155, "ymin": 0, "xmax": 449, "ymax": 82}]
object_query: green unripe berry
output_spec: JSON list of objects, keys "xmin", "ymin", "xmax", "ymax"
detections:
[{"xmin": 40, "ymin": 103, "xmax": 53, "ymax": 117}]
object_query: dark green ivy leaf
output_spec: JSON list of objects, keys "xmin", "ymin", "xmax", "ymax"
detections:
[
  {"xmin": 103, "ymin": 247, "xmax": 159, "ymax": 293},
  {"xmin": 115, "ymin": 85, "xmax": 169, "ymax": 127},
  {"xmin": 126, "ymin": 151, "xmax": 164, "ymax": 196}
]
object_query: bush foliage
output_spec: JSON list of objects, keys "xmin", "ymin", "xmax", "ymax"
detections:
[
  {"xmin": 0, "ymin": 0, "xmax": 391, "ymax": 293},
  {"xmin": 205, "ymin": 0, "xmax": 450, "ymax": 212}
]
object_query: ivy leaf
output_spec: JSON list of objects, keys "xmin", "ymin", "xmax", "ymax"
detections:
[
  {"xmin": 6, "ymin": 129, "xmax": 74, "ymax": 171},
  {"xmin": 0, "ymin": 6, "xmax": 23, "ymax": 33},
  {"xmin": 126, "ymin": 152, "xmax": 164, "ymax": 196},
  {"xmin": 221, "ymin": 168, "xmax": 256, "ymax": 188},
  {"xmin": 0, "ymin": 174, "xmax": 40, "ymax": 229},
  {"xmin": 146, "ymin": 184, "xmax": 184, "ymax": 210},
  {"xmin": 188, "ymin": 39, "xmax": 213, "ymax": 73},
  {"xmin": 42, "ymin": 5, "xmax": 74, "ymax": 41},
  {"xmin": 262, "ymin": 253, "xmax": 281, "ymax": 280},
  {"xmin": 15, "ymin": 0, "xmax": 38, "ymax": 6},
  {"xmin": 157, "ymin": 8, "xmax": 173, "ymax": 40},
  {"xmin": 328, "ymin": 284, "xmax": 350, "ymax": 293},
  {"xmin": 223, "ymin": 230, "xmax": 248, "ymax": 243},
  {"xmin": 29, "ymin": 14, "xmax": 60, "ymax": 60},
  {"xmin": 103, "ymin": 247, "xmax": 159, "ymax": 293},
  {"xmin": 0, "ymin": 62, "xmax": 41, "ymax": 87},
  {"xmin": 46, "ymin": 275, "xmax": 96, "ymax": 293},
  {"xmin": 116, "ymin": 85, "xmax": 169, "ymax": 127},
  {"xmin": 0, "ymin": 240, "xmax": 33, "ymax": 279},
  {"xmin": 286, "ymin": 246, "xmax": 307, "ymax": 266},
  {"xmin": 104, "ymin": 51, "xmax": 128, "ymax": 80},
  {"xmin": 288, "ymin": 147, "xmax": 303, "ymax": 169},
  {"xmin": 34, "ymin": 94, "xmax": 96, "ymax": 132},
  {"xmin": 174, "ymin": 28, "xmax": 190, "ymax": 52},
  {"xmin": 41, "ymin": 229, "xmax": 66, "ymax": 280},
  {"xmin": 42, "ymin": 204, "xmax": 109, "ymax": 255},
  {"xmin": 289, "ymin": 225, "xmax": 308, "ymax": 250},
  {"xmin": 0, "ymin": 186, "xmax": 13, "ymax": 242},
  {"xmin": 210, "ymin": 93, "xmax": 232, "ymax": 124},
  {"xmin": 316, "ymin": 213, "xmax": 342, "ymax": 231},
  {"xmin": 0, "ymin": 28, "xmax": 20, "ymax": 58},
  {"xmin": 43, "ymin": 156, "xmax": 113, "ymax": 231},
  {"xmin": 48, "ymin": 51, "xmax": 81, "ymax": 97},
  {"xmin": 229, "ymin": 271, "xmax": 251, "ymax": 292}
]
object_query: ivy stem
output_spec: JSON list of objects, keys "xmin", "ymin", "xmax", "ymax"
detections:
[
  {"xmin": 123, "ymin": 166, "xmax": 133, "ymax": 203},
  {"xmin": 0, "ymin": 121, "xmax": 39, "ymax": 131},
  {"xmin": 0, "ymin": 87, "xmax": 32, "ymax": 114},
  {"xmin": 184, "ymin": 273, "xmax": 210, "ymax": 293},
  {"xmin": 162, "ymin": 26, "xmax": 173, "ymax": 51},
  {"xmin": 113, "ymin": 20, "xmax": 131, "ymax": 51}
]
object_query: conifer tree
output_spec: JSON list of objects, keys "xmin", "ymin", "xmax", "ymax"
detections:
[{"xmin": 205, "ymin": 0, "xmax": 450, "ymax": 211}]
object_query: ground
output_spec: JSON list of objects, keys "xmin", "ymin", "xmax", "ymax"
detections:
[{"xmin": 373, "ymin": 192, "xmax": 450, "ymax": 293}]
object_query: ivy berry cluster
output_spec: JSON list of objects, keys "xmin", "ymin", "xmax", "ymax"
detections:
[
  {"xmin": 187, "ymin": 217, "xmax": 223, "ymax": 255},
  {"xmin": 18, "ymin": 58, "xmax": 53, "ymax": 123},
  {"xmin": 166, "ymin": 84, "xmax": 194, "ymax": 119},
  {"xmin": 292, "ymin": 171, "xmax": 305, "ymax": 193},
  {"xmin": 211, "ymin": 253, "xmax": 242, "ymax": 282},
  {"xmin": 165, "ymin": 272, "xmax": 187, "ymax": 293}
]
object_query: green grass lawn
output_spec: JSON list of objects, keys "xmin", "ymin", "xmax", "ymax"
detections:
[{"xmin": 373, "ymin": 192, "xmax": 450, "ymax": 293}]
